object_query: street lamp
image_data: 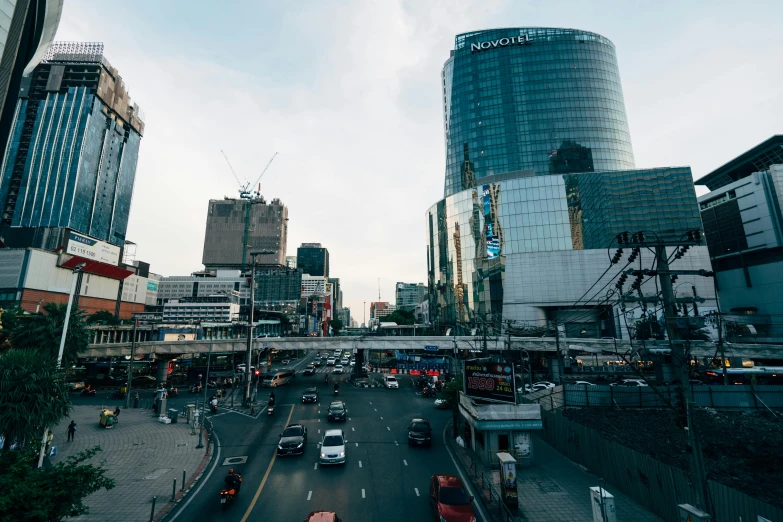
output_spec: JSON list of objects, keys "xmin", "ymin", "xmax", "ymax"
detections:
[
  {"xmin": 56, "ymin": 262, "xmax": 87, "ymax": 369},
  {"xmin": 244, "ymin": 250, "xmax": 273, "ymax": 407}
]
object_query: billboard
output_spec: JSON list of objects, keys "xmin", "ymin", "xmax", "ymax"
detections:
[
  {"xmin": 463, "ymin": 361, "xmax": 516, "ymax": 404},
  {"xmin": 66, "ymin": 230, "xmax": 121, "ymax": 265}
]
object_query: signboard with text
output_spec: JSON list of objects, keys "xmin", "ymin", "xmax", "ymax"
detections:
[
  {"xmin": 66, "ymin": 230, "xmax": 120, "ymax": 265},
  {"xmin": 463, "ymin": 361, "xmax": 516, "ymax": 404}
]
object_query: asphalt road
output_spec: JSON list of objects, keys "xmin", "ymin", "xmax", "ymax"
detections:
[{"xmin": 162, "ymin": 353, "xmax": 481, "ymax": 522}]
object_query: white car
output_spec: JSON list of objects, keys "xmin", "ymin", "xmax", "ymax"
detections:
[
  {"xmin": 384, "ymin": 375, "xmax": 399, "ymax": 389},
  {"xmin": 236, "ymin": 364, "xmax": 256, "ymax": 374},
  {"xmin": 319, "ymin": 429, "xmax": 347, "ymax": 465},
  {"xmin": 610, "ymin": 379, "xmax": 648, "ymax": 387},
  {"xmin": 533, "ymin": 381, "xmax": 556, "ymax": 389},
  {"xmin": 349, "ymin": 360, "xmax": 356, "ymax": 367},
  {"xmin": 333, "ymin": 364, "xmax": 344, "ymax": 374},
  {"xmin": 326, "ymin": 357, "xmax": 336, "ymax": 366},
  {"xmin": 340, "ymin": 358, "xmax": 349, "ymax": 366},
  {"xmin": 573, "ymin": 381, "xmax": 595, "ymax": 386}
]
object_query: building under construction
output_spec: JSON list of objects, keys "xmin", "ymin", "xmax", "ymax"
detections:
[{"xmin": 201, "ymin": 197, "xmax": 288, "ymax": 271}]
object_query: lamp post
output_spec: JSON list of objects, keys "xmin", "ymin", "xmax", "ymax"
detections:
[
  {"xmin": 244, "ymin": 250, "xmax": 273, "ymax": 407},
  {"xmin": 197, "ymin": 335, "xmax": 213, "ymax": 449}
]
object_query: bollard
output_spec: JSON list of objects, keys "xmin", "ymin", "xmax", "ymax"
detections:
[
  {"xmin": 172, "ymin": 478, "xmax": 176, "ymax": 501},
  {"xmin": 149, "ymin": 496, "xmax": 156, "ymax": 522},
  {"xmin": 182, "ymin": 469, "xmax": 186, "ymax": 491}
]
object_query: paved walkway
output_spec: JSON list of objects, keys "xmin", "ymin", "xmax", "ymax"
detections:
[
  {"xmin": 450, "ymin": 432, "xmax": 663, "ymax": 522},
  {"xmin": 48, "ymin": 405, "xmax": 211, "ymax": 522}
]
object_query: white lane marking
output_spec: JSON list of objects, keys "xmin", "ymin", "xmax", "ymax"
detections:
[
  {"xmin": 374, "ymin": 408, "xmax": 377, "ymax": 411},
  {"xmin": 403, "ymin": 459, "xmax": 408, "ymax": 466},
  {"xmin": 359, "ymin": 461, "xmax": 362, "ymax": 468},
  {"xmin": 318, "ymin": 419, "xmax": 320, "ymax": 422},
  {"xmin": 369, "ymin": 402, "xmax": 372, "ymax": 404},
  {"xmin": 314, "ymin": 463, "xmax": 318, "ymax": 470},
  {"xmin": 348, "ymin": 417, "xmax": 351, "ymax": 421},
  {"xmin": 361, "ymin": 489, "xmax": 366, "ymax": 499},
  {"xmin": 168, "ymin": 431, "xmax": 221, "ymax": 521},
  {"xmin": 386, "ymin": 427, "xmax": 390, "ymax": 431},
  {"xmin": 380, "ymin": 417, "xmax": 383, "ymax": 420},
  {"xmin": 307, "ymin": 490, "xmax": 312, "ymax": 500},
  {"xmin": 395, "ymin": 441, "xmax": 398, "ymax": 446},
  {"xmin": 355, "ymin": 442, "xmax": 358, "ymax": 447},
  {"xmin": 318, "ymin": 429, "xmax": 320, "ymax": 434},
  {"xmin": 352, "ymin": 427, "xmax": 355, "ymax": 431},
  {"xmin": 415, "ymin": 488, "xmax": 420, "ymax": 497}
]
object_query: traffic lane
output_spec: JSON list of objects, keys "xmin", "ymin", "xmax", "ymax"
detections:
[{"xmin": 171, "ymin": 403, "xmax": 297, "ymax": 521}]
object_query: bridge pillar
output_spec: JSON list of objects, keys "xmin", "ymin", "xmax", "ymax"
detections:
[{"xmin": 153, "ymin": 354, "xmax": 179, "ymax": 387}]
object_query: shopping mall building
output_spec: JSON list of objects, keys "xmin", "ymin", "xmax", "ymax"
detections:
[{"xmin": 426, "ymin": 28, "xmax": 716, "ymax": 338}]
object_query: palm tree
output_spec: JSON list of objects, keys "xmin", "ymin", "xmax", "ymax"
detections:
[
  {"xmin": 0, "ymin": 349, "xmax": 71, "ymax": 450},
  {"xmin": 9, "ymin": 302, "xmax": 89, "ymax": 367}
]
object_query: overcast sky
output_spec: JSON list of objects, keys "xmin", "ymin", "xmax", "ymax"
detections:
[{"xmin": 54, "ymin": 0, "xmax": 783, "ymax": 323}]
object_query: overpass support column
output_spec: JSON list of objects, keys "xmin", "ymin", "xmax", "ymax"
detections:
[{"xmin": 154, "ymin": 354, "xmax": 179, "ymax": 387}]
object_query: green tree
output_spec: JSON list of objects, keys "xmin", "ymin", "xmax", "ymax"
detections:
[
  {"xmin": 10, "ymin": 303, "xmax": 89, "ymax": 367},
  {"xmin": 329, "ymin": 318, "xmax": 344, "ymax": 336},
  {"xmin": 385, "ymin": 310, "xmax": 416, "ymax": 325},
  {"xmin": 440, "ymin": 374, "xmax": 463, "ymax": 439},
  {"xmin": 85, "ymin": 310, "xmax": 121, "ymax": 326},
  {"xmin": 0, "ymin": 445, "xmax": 115, "ymax": 521},
  {"xmin": 0, "ymin": 350, "xmax": 71, "ymax": 450}
]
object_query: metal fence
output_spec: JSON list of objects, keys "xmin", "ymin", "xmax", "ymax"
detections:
[
  {"xmin": 539, "ymin": 409, "xmax": 783, "ymax": 522},
  {"xmin": 524, "ymin": 385, "xmax": 783, "ymax": 412}
]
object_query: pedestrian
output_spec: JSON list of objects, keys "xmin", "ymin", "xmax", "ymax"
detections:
[
  {"xmin": 45, "ymin": 430, "xmax": 54, "ymax": 454},
  {"xmin": 66, "ymin": 421, "xmax": 76, "ymax": 442}
]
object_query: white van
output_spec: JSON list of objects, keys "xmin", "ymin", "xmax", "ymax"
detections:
[{"xmin": 262, "ymin": 369, "xmax": 296, "ymax": 387}]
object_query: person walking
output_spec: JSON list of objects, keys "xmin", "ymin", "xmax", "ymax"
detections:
[
  {"xmin": 66, "ymin": 421, "xmax": 76, "ymax": 442},
  {"xmin": 45, "ymin": 430, "xmax": 54, "ymax": 454}
]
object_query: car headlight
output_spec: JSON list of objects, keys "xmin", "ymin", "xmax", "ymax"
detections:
[
  {"xmin": 296, "ymin": 442, "xmax": 304, "ymax": 448},
  {"xmin": 277, "ymin": 445, "xmax": 283, "ymax": 449},
  {"xmin": 339, "ymin": 452, "xmax": 345, "ymax": 457},
  {"xmin": 320, "ymin": 453, "xmax": 326, "ymax": 458}
]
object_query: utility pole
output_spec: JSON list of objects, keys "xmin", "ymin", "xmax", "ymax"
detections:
[
  {"xmin": 124, "ymin": 318, "xmax": 138, "ymax": 409},
  {"xmin": 655, "ymin": 244, "xmax": 711, "ymax": 515},
  {"xmin": 552, "ymin": 320, "xmax": 563, "ymax": 384},
  {"xmin": 244, "ymin": 250, "xmax": 273, "ymax": 406}
]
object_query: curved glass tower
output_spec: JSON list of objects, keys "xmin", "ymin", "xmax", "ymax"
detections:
[{"xmin": 442, "ymin": 27, "xmax": 635, "ymax": 197}]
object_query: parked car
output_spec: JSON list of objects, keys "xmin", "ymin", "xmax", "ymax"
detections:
[
  {"xmin": 277, "ymin": 424, "xmax": 307, "ymax": 456},
  {"xmin": 302, "ymin": 387, "xmax": 319, "ymax": 403},
  {"xmin": 610, "ymin": 379, "xmax": 648, "ymax": 387},
  {"xmin": 319, "ymin": 429, "xmax": 347, "ymax": 465},
  {"xmin": 67, "ymin": 380, "xmax": 86, "ymax": 391},
  {"xmin": 303, "ymin": 365, "xmax": 316, "ymax": 376},
  {"xmin": 407, "ymin": 418, "xmax": 432, "ymax": 446},
  {"xmin": 429, "ymin": 474, "xmax": 475, "ymax": 522},
  {"xmin": 533, "ymin": 381, "xmax": 556, "ymax": 389},
  {"xmin": 573, "ymin": 381, "xmax": 594, "ymax": 386},
  {"xmin": 327, "ymin": 401, "xmax": 347, "ymax": 422},
  {"xmin": 333, "ymin": 364, "xmax": 344, "ymax": 374},
  {"xmin": 384, "ymin": 375, "xmax": 399, "ymax": 389}
]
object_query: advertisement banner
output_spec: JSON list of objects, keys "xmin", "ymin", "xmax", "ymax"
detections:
[
  {"xmin": 66, "ymin": 230, "xmax": 120, "ymax": 265},
  {"xmin": 147, "ymin": 281, "xmax": 158, "ymax": 291},
  {"xmin": 463, "ymin": 361, "xmax": 516, "ymax": 404}
]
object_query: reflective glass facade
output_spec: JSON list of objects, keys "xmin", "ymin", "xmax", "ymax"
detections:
[
  {"xmin": 426, "ymin": 168, "xmax": 709, "ymax": 328},
  {"xmin": 442, "ymin": 28, "xmax": 635, "ymax": 197}
]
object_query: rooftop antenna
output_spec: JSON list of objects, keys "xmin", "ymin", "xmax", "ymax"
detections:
[{"xmin": 378, "ymin": 278, "xmax": 381, "ymax": 301}]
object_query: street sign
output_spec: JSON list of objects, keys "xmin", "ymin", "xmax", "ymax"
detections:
[{"xmin": 424, "ymin": 345, "xmax": 439, "ymax": 352}]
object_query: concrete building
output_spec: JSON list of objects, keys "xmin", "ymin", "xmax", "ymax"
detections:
[
  {"xmin": 162, "ymin": 295, "xmax": 240, "ymax": 324},
  {"xmin": 156, "ymin": 270, "xmax": 250, "ymax": 307},
  {"xmin": 285, "ymin": 256, "xmax": 297, "ymax": 269},
  {"xmin": 369, "ymin": 301, "xmax": 395, "ymax": 327},
  {"xmin": 0, "ymin": 42, "xmax": 144, "ymax": 249},
  {"xmin": 201, "ymin": 197, "xmax": 287, "ymax": 270},
  {"xmin": 395, "ymin": 282, "xmax": 427, "ymax": 312},
  {"xmin": 0, "ymin": 0, "xmax": 63, "ymax": 169},
  {"xmin": 297, "ymin": 243, "xmax": 329, "ymax": 277},
  {"xmin": 254, "ymin": 267, "xmax": 302, "ymax": 304},
  {"xmin": 301, "ymin": 274, "xmax": 327, "ymax": 297},
  {"xmin": 695, "ymin": 136, "xmax": 783, "ymax": 342}
]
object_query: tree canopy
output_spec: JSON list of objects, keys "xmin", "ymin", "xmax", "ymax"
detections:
[
  {"xmin": 85, "ymin": 310, "xmax": 121, "ymax": 326},
  {"xmin": 385, "ymin": 310, "xmax": 416, "ymax": 325},
  {"xmin": 0, "ymin": 349, "xmax": 71, "ymax": 450},
  {"xmin": 329, "ymin": 318, "xmax": 344, "ymax": 336},
  {"xmin": 9, "ymin": 303, "xmax": 89, "ymax": 366},
  {"xmin": 0, "ymin": 445, "xmax": 115, "ymax": 521}
]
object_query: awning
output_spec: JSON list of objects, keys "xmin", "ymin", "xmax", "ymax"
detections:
[{"xmin": 61, "ymin": 256, "xmax": 134, "ymax": 280}]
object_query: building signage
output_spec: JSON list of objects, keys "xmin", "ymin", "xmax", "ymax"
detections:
[
  {"xmin": 473, "ymin": 419, "xmax": 543, "ymax": 430},
  {"xmin": 471, "ymin": 34, "xmax": 531, "ymax": 53},
  {"xmin": 147, "ymin": 281, "xmax": 158, "ymax": 291},
  {"xmin": 463, "ymin": 361, "xmax": 517, "ymax": 404},
  {"xmin": 66, "ymin": 230, "xmax": 121, "ymax": 265},
  {"xmin": 424, "ymin": 345, "xmax": 439, "ymax": 352}
]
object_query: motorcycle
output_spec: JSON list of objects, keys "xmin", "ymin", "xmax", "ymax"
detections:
[
  {"xmin": 189, "ymin": 384, "xmax": 202, "ymax": 394},
  {"xmin": 333, "ymin": 387, "xmax": 339, "ymax": 396},
  {"xmin": 267, "ymin": 403, "xmax": 275, "ymax": 416},
  {"xmin": 81, "ymin": 388, "xmax": 96, "ymax": 397},
  {"xmin": 168, "ymin": 388, "xmax": 179, "ymax": 398},
  {"xmin": 211, "ymin": 403, "xmax": 218, "ymax": 414},
  {"xmin": 219, "ymin": 474, "xmax": 242, "ymax": 508}
]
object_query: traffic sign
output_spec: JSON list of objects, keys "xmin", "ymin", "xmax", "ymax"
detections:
[{"xmin": 424, "ymin": 345, "xmax": 439, "ymax": 352}]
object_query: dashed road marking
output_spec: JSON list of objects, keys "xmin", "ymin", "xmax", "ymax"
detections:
[
  {"xmin": 380, "ymin": 416, "xmax": 383, "ymax": 419},
  {"xmin": 314, "ymin": 463, "xmax": 318, "ymax": 470},
  {"xmin": 374, "ymin": 408, "xmax": 377, "ymax": 411},
  {"xmin": 414, "ymin": 488, "xmax": 420, "ymax": 497},
  {"xmin": 369, "ymin": 402, "xmax": 372, "ymax": 404},
  {"xmin": 403, "ymin": 459, "xmax": 408, "ymax": 466},
  {"xmin": 386, "ymin": 427, "xmax": 390, "ymax": 431},
  {"xmin": 362, "ymin": 489, "xmax": 366, "ymax": 499},
  {"xmin": 307, "ymin": 490, "xmax": 312, "ymax": 500},
  {"xmin": 352, "ymin": 427, "xmax": 355, "ymax": 431},
  {"xmin": 355, "ymin": 442, "xmax": 358, "ymax": 447},
  {"xmin": 318, "ymin": 429, "xmax": 320, "ymax": 434},
  {"xmin": 359, "ymin": 461, "xmax": 362, "ymax": 468}
]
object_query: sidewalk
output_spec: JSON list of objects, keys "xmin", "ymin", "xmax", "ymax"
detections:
[
  {"xmin": 48, "ymin": 405, "xmax": 211, "ymax": 522},
  {"xmin": 449, "ymin": 431, "xmax": 664, "ymax": 522}
]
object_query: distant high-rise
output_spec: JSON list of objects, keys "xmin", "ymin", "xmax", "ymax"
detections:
[
  {"xmin": 202, "ymin": 197, "xmax": 288, "ymax": 270},
  {"xmin": 0, "ymin": 42, "xmax": 144, "ymax": 248},
  {"xmin": 395, "ymin": 282, "xmax": 427, "ymax": 312},
  {"xmin": 0, "ymin": 1, "xmax": 63, "ymax": 176},
  {"xmin": 297, "ymin": 243, "xmax": 329, "ymax": 277},
  {"xmin": 285, "ymin": 256, "xmax": 297, "ymax": 269}
]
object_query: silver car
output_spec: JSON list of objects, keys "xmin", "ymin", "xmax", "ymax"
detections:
[{"xmin": 319, "ymin": 429, "xmax": 347, "ymax": 465}]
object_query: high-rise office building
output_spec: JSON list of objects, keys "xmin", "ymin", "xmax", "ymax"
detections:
[
  {"xmin": 297, "ymin": 243, "xmax": 329, "ymax": 277},
  {"xmin": 255, "ymin": 267, "xmax": 302, "ymax": 304},
  {"xmin": 285, "ymin": 256, "xmax": 297, "ymax": 269},
  {"xmin": 0, "ymin": 1, "xmax": 63, "ymax": 172},
  {"xmin": 395, "ymin": 282, "xmax": 427, "ymax": 312},
  {"xmin": 202, "ymin": 197, "xmax": 288, "ymax": 270},
  {"xmin": 426, "ymin": 28, "xmax": 715, "ymax": 337},
  {"xmin": 0, "ymin": 42, "xmax": 144, "ymax": 249},
  {"xmin": 441, "ymin": 28, "xmax": 635, "ymax": 198}
]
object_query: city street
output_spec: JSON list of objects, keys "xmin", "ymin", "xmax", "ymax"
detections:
[{"xmin": 166, "ymin": 362, "xmax": 478, "ymax": 521}]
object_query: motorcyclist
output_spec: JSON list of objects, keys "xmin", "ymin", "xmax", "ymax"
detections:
[
  {"xmin": 324, "ymin": 374, "xmax": 329, "ymax": 384},
  {"xmin": 210, "ymin": 396, "xmax": 218, "ymax": 412},
  {"xmin": 269, "ymin": 391, "xmax": 275, "ymax": 403},
  {"xmin": 334, "ymin": 382, "xmax": 339, "ymax": 393},
  {"xmin": 224, "ymin": 468, "xmax": 241, "ymax": 493}
]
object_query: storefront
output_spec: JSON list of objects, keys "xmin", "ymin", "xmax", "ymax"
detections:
[{"xmin": 458, "ymin": 393, "xmax": 542, "ymax": 467}]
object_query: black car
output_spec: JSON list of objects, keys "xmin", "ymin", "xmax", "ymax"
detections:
[
  {"xmin": 407, "ymin": 418, "xmax": 432, "ymax": 446},
  {"xmin": 327, "ymin": 401, "xmax": 347, "ymax": 422},
  {"xmin": 302, "ymin": 387, "xmax": 319, "ymax": 403},
  {"xmin": 303, "ymin": 365, "xmax": 316, "ymax": 376},
  {"xmin": 277, "ymin": 424, "xmax": 307, "ymax": 456}
]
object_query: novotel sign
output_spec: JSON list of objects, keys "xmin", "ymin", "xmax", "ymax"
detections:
[{"xmin": 470, "ymin": 34, "xmax": 531, "ymax": 53}]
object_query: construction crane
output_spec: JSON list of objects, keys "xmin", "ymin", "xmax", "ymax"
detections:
[{"xmin": 220, "ymin": 151, "xmax": 279, "ymax": 273}]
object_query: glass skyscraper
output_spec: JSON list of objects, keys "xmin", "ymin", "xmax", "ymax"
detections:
[
  {"xmin": 427, "ymin": 28, "xmax": 715, "ymax": 337},
  {"xmin": 0, "ymin": 42, "xmax": 144, "ymax": 248},
  {"xmin": 442, "ymin": 28, "xmax": 635, "ymax": 198}
]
